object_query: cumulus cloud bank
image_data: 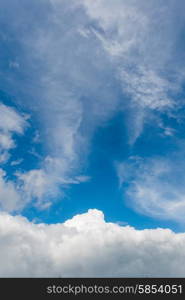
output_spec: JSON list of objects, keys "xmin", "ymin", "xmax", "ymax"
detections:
[{"xmin": 0, "ymin": 209, "xmax": 185, "ymax": 277}]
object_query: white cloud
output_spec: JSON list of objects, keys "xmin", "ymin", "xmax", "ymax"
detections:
[
  {"xmin": 16, "ymin": 169, "xmax": 50, "ymax": 200},
  {"xmin": 120, "ymin": 66, "xmax": 173, "ymax": 110},
  {"xmin": 0, "ymin": 103, "xmax": 27, "ymax": 164},
  {"xmin": 0, "ymin": 133, "xmax": 14, "ymax": 150},
  {"xmin": 9, "ymin": 60, "xmax": 20, "ymax": 69},
  {"xmin": 15, "ymin": 162, "xmax": 90, "ymax": 209},
  {"xmin": 80, "ymin": 0, "xmax": 185, "ymax": 142},
  {"xmin": 0, "ymin": 103, "xmax": 28, "ymax": 211},
  {"xmin": 0, "ymin": 169, "xmax": 22, "ymax": 212},
  {"xmin": 16, "ymin": 168, "xmax": 59, "ymax": 209},
  {"xmin": 0, "ymin": 152, "xmax": 10, "ymax": 164},
  {"xmin": 117, "ymin": 155, "xmax": 185, "ymax": 222},
  {"xmin": 10, "ymin": 158, "xmax": 23, "ymax": 166},
  {"xmin": 0, "ymin": 103, "xmax": 26, "ymax": 134},
  {"xmin": 0, "ymin": 209, "xmax": 185, "ymax": 277}
]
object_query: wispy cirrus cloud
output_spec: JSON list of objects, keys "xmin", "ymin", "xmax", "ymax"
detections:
[
  {"xmin": 0, "ymin": 169, "xmax": 22, "ymax": 212},
  {"xmin": 80, "ymin": 0, "xmax": 185, "ymax": 142},
  {"xmin": 0, "ymin": 103, "xmax": 27, "ymax": 163},
  {"xmin": 117, "ymin": 151, "xmax": 185, "ymax": 222},
  {"xmin": 0, "ymin": 0, "xmax": 120, "ymax": 208},
  {"xmin": 0, "ymin": 103, "xmax": 28, "ymax": 211},
  {"xmin": 0, "ymin": 0, "xmax": 185, "ymax": 211}
]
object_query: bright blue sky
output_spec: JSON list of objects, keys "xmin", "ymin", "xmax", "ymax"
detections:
[
  {"xmin": 21, "ymin": 109, "xmax": 181, "ymax": 232},
  {"xmin": 1, "ymin": 0, "xmax": 185, "ymax": 235},
  {"xmin": 21, "ymin": 109, "xmax": 183, "ymax": 233}
]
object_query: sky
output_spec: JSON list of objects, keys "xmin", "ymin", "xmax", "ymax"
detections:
[{"xmin": 1, "ymin": 0, "xmax": 185, "ymax": 277}]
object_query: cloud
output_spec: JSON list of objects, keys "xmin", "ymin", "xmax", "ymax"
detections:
[
  {"xmin": 14, "ymin": 156, "xmax": 90, "ymax": 210},
  {"xmin": 0, "ymin": 103, "xmax": 26, "ymax": 134},
  {"xmin": 80, "ymin": 0, "xmax": 185, "ymax": 142},
  {"xmin": 15, "ymin": 167, "xmax": 60, "ymax": 210},
  {"xmin": 117, "ymin": 154, "xmax": 185, "ymax": 222},
  {"xmin": 0, "ymin": 103, "xmax": 27, "ymax": 163},
  {"xmin": 0, "ymin": 103, "xmax": 28, "ymax": 211},
  {"xmin": 10, "ymin": 158, "xmax": 23, "ymax": 166},
  {"xmin": 0, "ymin": 133, "xmax": 14, "ymax": 150},
  {"xmin": 16, "ymin": 169, "xmax": 51, "ymax": 202},
  {"xmin": 0, "ymin": 209, "xmax": 185, "ymax": 277},
  {"xmin": 0, "ymin": 169, "xmax": 22, "ymax": 212}
]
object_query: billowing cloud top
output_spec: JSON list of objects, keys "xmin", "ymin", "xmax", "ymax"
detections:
[{"xmin": 0, "ymin": 209, "xmax": 185, "ymax": 277}]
